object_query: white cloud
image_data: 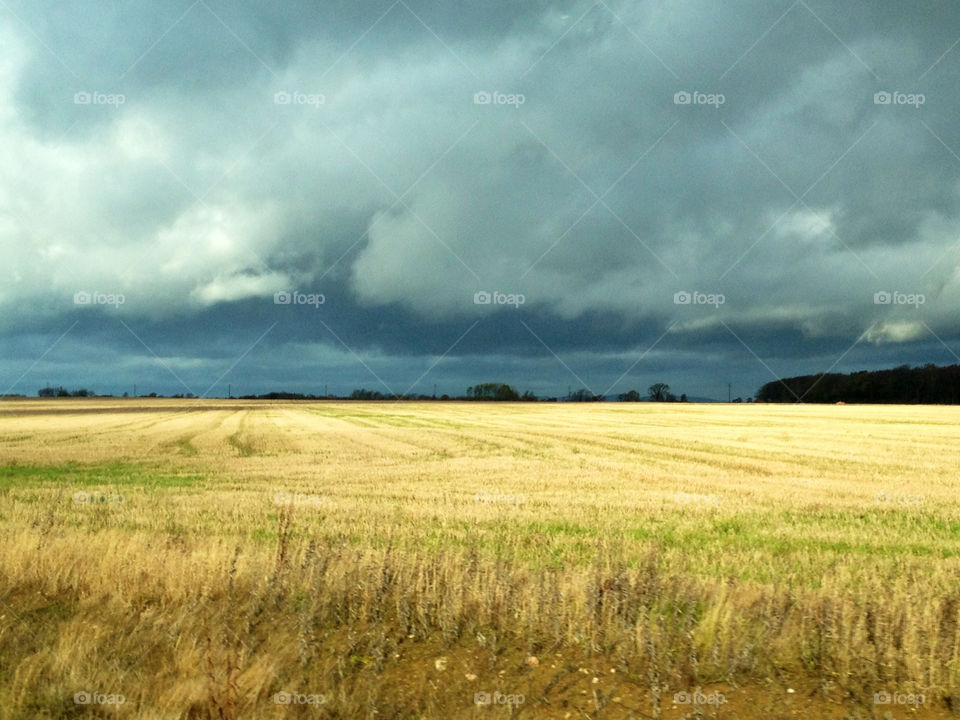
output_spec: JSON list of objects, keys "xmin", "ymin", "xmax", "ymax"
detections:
[
  {"xmin": 190, "ymin": 271, "xmax": 290, "ymax": 306},
  {"xmin": 862, "ymin": 321, "xmax": 925, "ymax": 344}
]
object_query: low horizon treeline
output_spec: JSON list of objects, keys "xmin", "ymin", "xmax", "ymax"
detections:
[
  {"xmin": 757, "ymin": 363, "xmax": 960, "ymax": 403},
  {"xmin": 25, "ymin": 382, "xmax": 689, "ymax": 402}
]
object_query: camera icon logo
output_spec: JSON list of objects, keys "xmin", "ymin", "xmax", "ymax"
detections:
[
  {"xmin": 274, "ymin": 291, "xmax": 291, "ymax": 305},
  {"xmin": 874, "ymin": 691, "xmax": 892, "ymax": 704},
  {"xmin": 273, "ymin": 691, "xmax": 292, "ymax": 704},
  {"xmin": 673, "ymin": 291, "xmax": 691, "ymax": 305},
  {"xmin": 474, "ymin": 290, "xmax": 491, "ymax": 305},
  {"xmin": 74, "ymin": 691, "xmax": 92, "ymax": 704},
  {"xmin": 873, "ymin": 291, "xmax": 891, "ymax": 305},
  {"xmin": 74, "ymin": 91, "xmax": 91, "ymax": 105},
  {"xmin": 874, "ymin": 91, "xmax": 891, "ymax": 105},
  {"xmin": 274, "ymin": 91, "xmax": 291, "ymax": 105},
  {"xmin": 474, "ymin": 692, "xmax": 491, "ymax": 705},
  {"xmin": 74, "ymin": 291, "xmax": 91, "ymax": 305},
  {"xmin": 73, "ymin": 491, "xmax": 90, "ymax": 505},
  {"xmin": 674, "ymin": 91, "xmax": 691, "ymax": 105},
  {"xmin": 474, "ymin": 91, "xmax": 491, "ymax": 105},
  {"xmin": 673, "ymin": 691, "xmax": 691, "ymax": 704}
]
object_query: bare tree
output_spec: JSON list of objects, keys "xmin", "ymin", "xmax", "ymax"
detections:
[{"xmin": 647, "ymin": 383, "xmax": 675, "ymax": 402}]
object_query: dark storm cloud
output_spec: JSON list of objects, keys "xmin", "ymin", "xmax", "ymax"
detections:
[{"xmin": 3, "ymin": 0, "xmax": 960, "ymax": 399}]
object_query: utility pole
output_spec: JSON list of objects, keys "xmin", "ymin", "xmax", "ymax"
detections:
[
  {"xmin": 433, "ymin": 383, "xmax": 437, "ymax": 399},
  {"xmin": 228, "ymin": 383, "xmax": 231, "ymax": 398}
]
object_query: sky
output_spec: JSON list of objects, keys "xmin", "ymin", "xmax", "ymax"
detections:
[{"xmin": 2, "ymin": 0, "xmax": 960, "ymax": 401}]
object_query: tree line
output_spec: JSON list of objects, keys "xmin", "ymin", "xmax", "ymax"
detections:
[
  {"xmin": 756, "ymin": 364, "xmax": 960, "ymax": 403},
  {"xmin": 30, "ymin": 382, "xmax": 687, "ymax": 402}
]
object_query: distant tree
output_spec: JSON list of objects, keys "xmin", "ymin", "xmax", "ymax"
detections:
[
  {"xmin": 350, "ymin": 388, "xmax": 385, "ymax": 400},
  {"xmin": 648, "ymin": 383, "xmax": 672, "ymax": 402},
  {"xmin": 680, "ymin": 393, "xmax": 688, "ymax": 402},
  {"xmin": 618, "ymin": 389, "xmax": 641, "ymax": 402},
  {"xmin": 568, "ymin": 388, "xmax": 604, "ymax": 402},
  {"xmin": 467, "ymin": 383, "xmax": 520, "ymax": 401},
  {"xmin": 35, "ymin": 386, "xmax": 94, "ymax": 398},
  {"xmin": 521, "ymin": 390, "xmax": 537, "ymax": 401}
]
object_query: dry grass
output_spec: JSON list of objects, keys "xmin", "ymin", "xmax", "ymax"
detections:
[{"xmin": 1, "ymin": 398, "xmax": 959, "ymax": 718}]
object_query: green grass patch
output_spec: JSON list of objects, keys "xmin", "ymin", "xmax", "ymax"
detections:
[{"xmin": 0, "ymin": 462, "xmax": 201, "ymax": 489}]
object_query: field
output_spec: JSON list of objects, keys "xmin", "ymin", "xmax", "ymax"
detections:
[{"xmin": 1, "ymin": 399, "xmax": 959, "ymax": 719}]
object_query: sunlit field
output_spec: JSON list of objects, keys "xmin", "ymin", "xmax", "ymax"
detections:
[{"xmin": 1, "ymin": 398, "xmax": 959, "ymax": 719}]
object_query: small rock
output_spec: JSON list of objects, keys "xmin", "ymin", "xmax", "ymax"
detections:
[
  {"xmin": 592, "ymin": 677, "xmax": 599, "ymax": 684},
  {"xmin": 434, "ymin": 657, "xmax": 448, "ymax": 671},
  {"xmin": 787, "ymin": 688, "xmax": 795, "ymax": 694},
  {"xmin": 525, "ymin": 655, "xmax": 539, "ymax": 667},
  {"xmin": 465, "ymin": 673, "xmax": 477, "ymax": 681}
]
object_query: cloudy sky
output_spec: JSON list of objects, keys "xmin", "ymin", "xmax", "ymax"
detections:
[{"xmin": 2, "ymin": 0, "xmax": 960, "ymax": 400}]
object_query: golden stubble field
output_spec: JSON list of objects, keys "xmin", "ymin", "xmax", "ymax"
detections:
[{"xmin": 1, "ymin": 398, "xmax": 959, "ymax": 719}]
